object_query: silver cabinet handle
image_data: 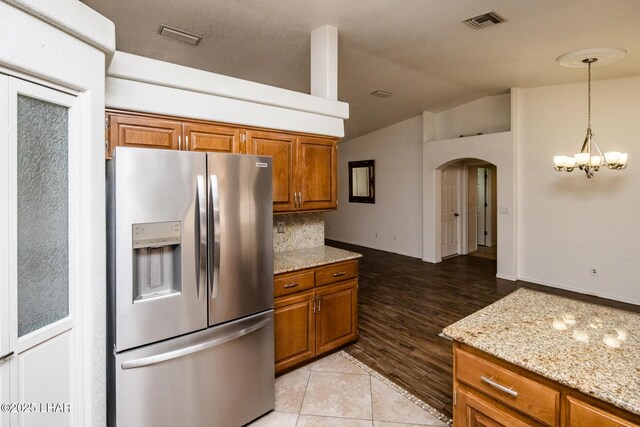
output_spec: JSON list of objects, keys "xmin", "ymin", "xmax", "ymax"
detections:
[
  {"xmin": 480, "ymin": 376, "xmax": 518, "ymax": 397},
  {"xmin": 195, "ymin": 175, "xmax": 207, "ymax": 302},
  {"xmin": 332, "ymin": 271, "xmax": 346, "ymax": 277},
  {"xmin": 209, "ymin": 175, "xmax": 221, "ymax": 299},
  {"xmin": 0, "ymin": 351, "xmax": 14, "ymax": 363},
  {"xmin": 122, "ymin": 319, "xmax": 270, "ymax": 370},
  {"xmin": 312, "ymin": 298, "xmax": 316, "ymax": 314},
  {"xmin": 317, "ymin": 296, "xmax": 321, "ymax": 312},
  {"xmin": 178, "ymin": 135, "xmax": 182, "ymax": 150},
  {"xmin": 186, "ymin": 135, "xmax": 189, "ymax": 151},
  {"xmin": 283, "ymin": 283, "xmax": 299, "ymax": 289}
]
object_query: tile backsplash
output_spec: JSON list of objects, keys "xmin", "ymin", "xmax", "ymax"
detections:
[{"xmin": 273, "ymin": 212, "xmax": 324, "ymax": 253}]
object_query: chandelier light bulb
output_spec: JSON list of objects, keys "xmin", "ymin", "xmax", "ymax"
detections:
[
  {"xmin": 575, "ymin": 153, "xmax": 589, "ymax": 166},
  {"xmin": 605, "ymin": 151, "xmax": 621, "ymax": 164}
]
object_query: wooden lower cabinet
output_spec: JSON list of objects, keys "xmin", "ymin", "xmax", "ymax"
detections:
[
  {"xmin": 274, "ymin": 260, "xmax": 359, "ymax": 374},
  {"xmin": 455, "ymin": 385, "xmax": 542, "ymax": 427},
  {"xmin": 566, "ymin": 397, "xmax": 638, "ymax": 427},
  {"xmin": 453, "ymin": 343, "xmax": 640, "ymax": 427},
  {"xmin": 274, "ymin": 290, "xmax": 315, "ymax": 372},
  {"xmin": 315, "ymin": 280, "xmax": 358, "ymax": 356}
]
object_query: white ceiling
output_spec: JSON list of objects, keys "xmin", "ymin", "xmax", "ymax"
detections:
[{"xmin": 82, "ymin": 0, "xmax": 640, "ymax": 141}]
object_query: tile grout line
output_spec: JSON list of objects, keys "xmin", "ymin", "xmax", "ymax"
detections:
[
  {"xmin": 294, "ymin": 368, "xmax": 313, "ymax": 426},
  {"xmin": 369, "ymin": 371, "xmax": 374, "ymax": 426},
  {"xmin": 339, "ymin": 351, "xmax": 453, "ymax": 426}
]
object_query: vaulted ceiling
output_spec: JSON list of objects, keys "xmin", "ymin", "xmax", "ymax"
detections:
[{"xmin": 82, "ymin": 0, "xmax": 640, "ymax": 140}]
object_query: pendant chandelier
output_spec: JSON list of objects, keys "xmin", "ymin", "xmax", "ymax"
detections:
[{"xmin": 553, "ymin": 48, "xmax": 628, "ymax": 178}]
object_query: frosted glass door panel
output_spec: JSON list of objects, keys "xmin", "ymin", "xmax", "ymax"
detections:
[{"xmin": 16, "ymin": 94, "xmax": 69, "ymax": 337}]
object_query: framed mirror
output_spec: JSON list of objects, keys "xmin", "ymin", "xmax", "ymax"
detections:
[{"xmin": 348, "ymin": 160, "xmax": 375, "ymax": 203}]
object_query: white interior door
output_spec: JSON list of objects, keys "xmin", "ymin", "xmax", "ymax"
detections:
[
  {"xmin": 476, "ymin": 168, "xmax": 487, "ymax": 246},
  {"xmin": 441, "ymin": 166, "xmax": 458, "ymax": 258},
  {"xmin": 1, "ymin": 75, "xmax": 78, "ymax": 427},
  {"xmin": 467, "ymin": 167, "xmax": 478, "ymax": 253}
]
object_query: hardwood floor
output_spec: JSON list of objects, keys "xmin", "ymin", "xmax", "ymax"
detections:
[{"xmin": 326, "ymin": 239, "xmax": 640, "ymax": 419}]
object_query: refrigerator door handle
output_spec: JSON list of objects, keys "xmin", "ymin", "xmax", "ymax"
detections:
[
  {"xmin": 209, "ymin": 174, "xmax": 221, "ymax": 299},
  {"xmin": 196, "ymin": 175, "xmax": 207, "ymax": 302},
  {"xmin": 121, "ymin": 318, "xmax": 270, "ymax": 370}
]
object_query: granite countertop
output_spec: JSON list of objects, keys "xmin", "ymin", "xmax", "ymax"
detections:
[
  {"xmin": 443, "ymin": 288, "xmax": 640, "ymax": 416},
  {"xmin": 274, "ymin": 245, "xmax": 362, "ymax": 275}
]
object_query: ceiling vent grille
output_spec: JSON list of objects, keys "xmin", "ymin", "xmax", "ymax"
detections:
[
  {"xmin": 158, "ymin": 25, "xmax": 203, "ymax": 46},
  {"xmin": 463, "ymin": 11, "xmax": 506, "ymax": 30},
  {"xmin": 371, "ymin": 90, "xmax": 392, "ymax": 98}
]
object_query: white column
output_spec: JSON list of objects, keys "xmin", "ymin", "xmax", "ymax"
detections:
[{"xmin": 311, "ymin": 25, "xmax": 338, "ymax": 100}]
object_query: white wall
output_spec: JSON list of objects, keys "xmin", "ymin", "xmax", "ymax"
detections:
[
  {"xmin": 435, "ymin": 94, "xmax": 510, "ymax": 140},
  {"xmin": 0, "ymin": 1, "xmax": 114, "ymax": 425},
  {"xmin": 515, "ymin": 76, "xmax": 640, "ymax": 305},
  {"xmin": 325, "ymin": 116, "xmax": 423, "ymax": 257}
]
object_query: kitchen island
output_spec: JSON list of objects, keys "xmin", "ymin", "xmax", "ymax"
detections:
[{"xmin": 443, "ymin": 288, "xmax": 640, "ymax": 426}]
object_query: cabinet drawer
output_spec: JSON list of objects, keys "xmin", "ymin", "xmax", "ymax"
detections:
[
  {"xmin": 315, "ymin": 260, "xmax": 358, "ymax": 286},
  {"xmin": 567, "ymin": 397, "xmax": 639, "ymax": 427},
  {"xmin": 455, "ymin": 348, "xmax": 560, "ymax": 426},
  {"xmin": 274, "ymin": 270, "xmax": 315, "ymax": 297}
]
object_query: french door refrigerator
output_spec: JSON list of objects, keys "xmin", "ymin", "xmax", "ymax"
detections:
[{"xmin": 106, "ymin": 147, "xmax": 274, "ymax": 427}]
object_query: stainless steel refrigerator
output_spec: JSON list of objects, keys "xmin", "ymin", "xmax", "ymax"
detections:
[{"xmin": 106, "ymin": 147, "xmax": 274, "ymax": 427}]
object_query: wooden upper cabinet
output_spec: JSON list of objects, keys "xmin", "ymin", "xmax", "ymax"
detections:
[
  {"xmin": 297, "ymin": 136, "xmax": 337, "ymax": 211},
  {"xmin": 246, "ymin": 130, "xmax": 297, "ymax": 212},
  {"xmin": 108, "ymin": 113, "xmax": 181, "ymax": 156},
  {"xmin": 106, "ymin": 110, "xmax": 338, "ymax": 214},
  {"xmin": 183, "ymin": 122, "xmax": 241, "ymax": 153}
]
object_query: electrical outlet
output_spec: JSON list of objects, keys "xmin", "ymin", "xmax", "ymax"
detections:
[
  {"xmin": 590, "ymin": 266, "xmax": 598, "ymax": 277},
  {"xmin": 276, "ymin": 222, "xmax": 285, "ymax": 234}
]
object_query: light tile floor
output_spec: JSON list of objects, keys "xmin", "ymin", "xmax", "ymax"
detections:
[{"xmin": 248, "ymin": 352, "xmax": 450, "ymax": 427}]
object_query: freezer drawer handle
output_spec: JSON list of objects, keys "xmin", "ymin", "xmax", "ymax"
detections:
[
  {"xmin": 196, "ymin": 175, "xmax": 207, "ymax": 302},
  {"xmin": 121, "ymin": 318, "xmax": 270, "ymax": 370}
]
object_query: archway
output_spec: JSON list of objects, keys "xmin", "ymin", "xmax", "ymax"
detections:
[{"xmin": 422, "ymin": 132, "xmax": 517, "ymax": 280}]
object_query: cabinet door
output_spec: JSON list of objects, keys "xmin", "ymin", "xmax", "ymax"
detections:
[
  {"xmin": 315, "ymin": 280, "xmax": 358, "ymax": 356},
  {"xmin": 274, "ymin": 290, "xmax": 315, "ymax": 374},
  {"xmin": 108, "ymin": 113, "xmax": 182, "ymax": 156},
  {"xmin": 247, "ymin": 130, "xmax": 296, "ymax": 212},
  {"xmin": 454, "ymin": 386, "xmax": 541, "ymax": 427},
  {"xmin": 183, "ymin": 122, "xmax": 241, "ymax": 153},
  {"xmin": 297, "ymin": 136, "xmax": 337, "ymax": 211}
]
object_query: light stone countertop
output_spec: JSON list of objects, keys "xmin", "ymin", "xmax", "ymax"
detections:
[
  {"xmin": 443, "ymin": 288, "xmax": 640, "ymax": 416},
  {"xmin": 274, "ymin": 245, "xmax": 362, "ymax": 275}
]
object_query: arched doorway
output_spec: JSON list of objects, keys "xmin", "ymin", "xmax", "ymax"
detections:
[
  {"xmin": 422, "ymin": 132, "xmax": 517, "ymax": 280},
  {"xmin": 437, "ymin": 159, "xmax": 497, "ymax": 260}
]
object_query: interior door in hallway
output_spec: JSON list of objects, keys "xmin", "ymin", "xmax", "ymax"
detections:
[
  {"xmin": 441, "ymin": 166, "xmax": 458, "ymax": 258},
  {"xmin": 477, "ymin": 168, "xmax": 487, "ymax": 246}
]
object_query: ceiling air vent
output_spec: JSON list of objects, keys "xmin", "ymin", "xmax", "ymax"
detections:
[
  {"xmin": 158, "ymin": 25, "xmax": 203, "ymax": 46},
  {"xmin": 463, "ymin": 11, "xmax": 506, "ymax": 30},
  {"xmin": 371, "ymin": 90, "xmax": 392, "ymax": 98}
]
